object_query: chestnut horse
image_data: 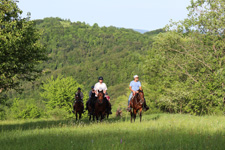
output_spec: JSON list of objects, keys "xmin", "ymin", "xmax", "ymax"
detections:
[
  {"xmin": 130, "ymin": 89, "xmax": 145, "ymax": 122},
  {"xmin": 73, "ymin": 93, "xmax": 84, "ymax": 121},
  {"xmin": 95, "ymin": 90, "xmax": 107, "ymax": 122},
  {"xmin": 87, "ymin": 92, "xmax": 96, "ymax": 121}
]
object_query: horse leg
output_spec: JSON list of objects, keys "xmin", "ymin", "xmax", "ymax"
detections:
[
  {"xmin": 140, "ymin": 109, "xmax": 142, "ymax": 122},
  {"xmin": 89, "ymin": 114, "xmax": 91, "ymax": 121},
  {"xmin": 76, "ymin": 112, "xmax": 77, "ymax": 121},
  {"xmin": 79, "ymin": 112, "xmax": 82, "ymax": 120},
  {"xmin": 130, "ymin": 112, "xmax": 133, "ymax": 123},
  {"xmin": 133, "ymin": 109, "xmax": 137, "ymax": 122},
  {"xmin": 100, "ymin": 113, "xmax": 103, "ymax": 122},
  {"xmin": 96, "ymin": 113, "xmax": 99, "ymax": 122}
]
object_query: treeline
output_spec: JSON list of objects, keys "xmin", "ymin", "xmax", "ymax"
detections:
[{"xmin": 1, "ymin": 0, "xmax": 224, "ymax": 120}]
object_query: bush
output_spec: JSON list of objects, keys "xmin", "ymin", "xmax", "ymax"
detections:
[{"xmin": 10, "ymin": 98, "xmax": 42, "ymax": 119}]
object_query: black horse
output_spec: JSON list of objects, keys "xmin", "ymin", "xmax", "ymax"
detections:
[{"xmin": 87, "ymin": 92, "xmax": 96, "ymax": 121}]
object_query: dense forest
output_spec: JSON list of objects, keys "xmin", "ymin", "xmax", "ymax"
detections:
[{"xmin": 1, "ymin": 0, "xmax": 224, "ymax": 120}]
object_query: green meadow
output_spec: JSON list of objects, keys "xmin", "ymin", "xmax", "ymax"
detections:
[{"xmin": 1, "ymin": 114, "xmax": 225, "ymax": 150}]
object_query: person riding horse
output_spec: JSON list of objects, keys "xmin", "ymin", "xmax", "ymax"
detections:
[
  {"xmin": 94, "ymin": 76, "xmax": 112, "ymax": 114},
  {"xmin": 127, "ymin": 75, "xmax": 149, "ymax": 112},
  {"xmin": 86, "ymin": 86, "xmax": 96, "ymax": 115},
  {"xmin": 73, "ymin": 87, "xmax": 84, "ymax": 113}
]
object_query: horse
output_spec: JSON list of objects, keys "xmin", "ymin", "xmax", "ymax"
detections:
[
  {"xmin": 129, "ymin": 89, "xmax": 145, "ymax": 122},
  {"xmin": 73, "ymin": 93, "xmax": 84, "ymax": 121},
  {"xmin": 95, "ymin": 90, "xmax": 107, "ymax": 122},
  {"xmin": 87, "ymin": 92, "xmax": 96, "ymax": 121}
]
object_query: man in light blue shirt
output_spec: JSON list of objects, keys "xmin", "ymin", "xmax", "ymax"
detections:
[{"xmin": 127, "ymin": 75, "xmax": 149, "ymax": 111}]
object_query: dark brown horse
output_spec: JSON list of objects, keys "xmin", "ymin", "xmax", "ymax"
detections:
[
  {"xmin": 73, "ymin": 93, "xmax": 84, "ymax": 121},
  {"xmin": 87, "ymin": 92, "xmax": 96, "ymax": 121},
  {"xmin": 130, "ymin": 89, "xmax": 145, "ymax": 122},
  {"xmin": 95, "ymin": 90, "xmax": 107, "ymax": 122}
]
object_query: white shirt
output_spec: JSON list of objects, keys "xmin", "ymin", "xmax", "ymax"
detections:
[
  {"xmin": 94, "ymin": 82, "xmax": 107, "ymax": 96},
  {"xmin": 94, "ymin": 82, "xmax": 107, "ymax": 91}
]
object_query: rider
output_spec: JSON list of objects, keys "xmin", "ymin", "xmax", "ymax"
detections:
[
  {"xmin": 75, "ymin": 87, "xmax": 84, "ymax": 101},
  {"xmin": 89, "ymin": 86, "xmax": 95, "ymax": 98},
  {"xmin": 94, "ymin": 76, "xmax": 112, "ymax": 114},
  {"xmin": 86, "ymin": 86, "xmax": 95, "ymax": 115},
  {"xmin": 127, "ymin": 75, "xmax": 149, "ymax": 111},
  {"xmin": 73, "ymin": 87, "xmax": 84, "ymax": 113}
]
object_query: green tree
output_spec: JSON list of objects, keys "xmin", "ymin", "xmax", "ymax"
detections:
[
  {"xmin": 145, "ymin": 0, "xmax": 225, "ymax": 115},
  {"xmin": 0, "ymin": 0, "xmax": 47, "ymax": 91},
  {"xmin": 40, "ymin": 75, "xmax": 87, "ymax": 117}
]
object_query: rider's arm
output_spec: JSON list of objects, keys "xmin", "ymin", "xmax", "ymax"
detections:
[
  {"xmin": 94, "ymin": 83, "xmax": 98, "ymax": 95},
  {"xmin": 129, "ymin": 86, "xmax": 136, "ymax": 95},
  {"xmin": 139, "ymin": 86, "xmax": 142, "ymax": 90},
  {"xmin": 103, "ymin": 83, "xmax": 107, "ymax": 94}
]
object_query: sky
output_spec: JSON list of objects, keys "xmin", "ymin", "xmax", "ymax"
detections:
[{"xmin": 17, "ymin": 0, "xmax": 191, "ymax": 31}]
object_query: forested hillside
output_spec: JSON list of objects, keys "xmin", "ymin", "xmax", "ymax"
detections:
[{"xmin": 1, "ymin": 18, "xmax": 160, "ymax": 119}]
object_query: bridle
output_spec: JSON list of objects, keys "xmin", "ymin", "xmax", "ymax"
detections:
[
  {"xmin": 135, "ymin": 92, "xmax": 144, "ymax": 105},
  {"xmin": 97, "ymin": 92, "xmax": 104, "ymax": 104}
]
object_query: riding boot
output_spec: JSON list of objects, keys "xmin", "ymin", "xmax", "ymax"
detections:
[{"xmin": 127, "ymin": 105, "xmax": 131, "ymax": 112}]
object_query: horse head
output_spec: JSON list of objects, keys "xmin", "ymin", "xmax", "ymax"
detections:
[
  {"xmin": 75, "ymin": 93, "xmax": 81, "ymax": 101},
  {"xmin": 137, "ymin": 89, "xmax": 144, "ymax": 104},
  {"xmin": 97, "ymin": 90, "xmax": 104, "ymax": 104}
]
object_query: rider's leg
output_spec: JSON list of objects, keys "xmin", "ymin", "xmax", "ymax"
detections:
[
  {"xmin": 128, "ymin": 92, "xmax": 133, "ymax": 106},
  {"xmin": 86, "ymin": 99, "xmax": 90, "ymax": 110},
  {"xmin": 127, "ymin": 93, "xmax": 133, "ymax": 112},
  {"xmin": 91, "ymin": 99, "xmax": 95, "ymax": 115}
]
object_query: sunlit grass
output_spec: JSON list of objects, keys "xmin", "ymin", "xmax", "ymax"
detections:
[{"xmin": 1, "ymin": 114, "xmax": 225, "ymax": 150}]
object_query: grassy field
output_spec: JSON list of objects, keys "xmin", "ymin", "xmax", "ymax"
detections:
[{"xmin": 1, "ymin": 113, "xmax": 225, "ymax": 150}]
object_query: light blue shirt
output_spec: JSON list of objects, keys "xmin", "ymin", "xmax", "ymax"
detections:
[{"xmin": 129, "ymin": 81, "xmax": 141, "ymax": 91}]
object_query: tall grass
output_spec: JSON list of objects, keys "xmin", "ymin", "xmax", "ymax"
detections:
[{"xmin": 1, "ymin": 114, "xmax": 225, "ymax": 150}]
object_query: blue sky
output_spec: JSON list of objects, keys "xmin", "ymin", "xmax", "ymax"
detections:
[{"xmin": 18, "ymin": 0, "xmax": 191, "ymax": 31}]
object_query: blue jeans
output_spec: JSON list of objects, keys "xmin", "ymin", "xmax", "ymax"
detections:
[{"xmin": 128, "ymin": 92, "xmax": 133, "ymax": 106}]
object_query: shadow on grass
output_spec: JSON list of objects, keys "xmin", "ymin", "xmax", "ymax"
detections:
[{"xmin": 0, "ymin": 114, "xmax": 161, "ymax": 132}]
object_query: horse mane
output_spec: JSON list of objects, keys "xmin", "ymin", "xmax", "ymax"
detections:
[{"xmin": 138, "ymin": 89, "xmax": 143, "ymax": 93}]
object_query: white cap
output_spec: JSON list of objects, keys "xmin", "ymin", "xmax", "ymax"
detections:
[{"xmin": 133, "ymin": 75, "xmax": 139, "ymax": 79}]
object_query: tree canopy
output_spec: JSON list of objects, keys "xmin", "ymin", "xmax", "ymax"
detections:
[{"xmin": 0, "ymin": 0, "xmax": 47, "ymax": 92}]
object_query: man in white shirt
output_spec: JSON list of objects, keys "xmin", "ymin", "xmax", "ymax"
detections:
[
  {"xmin": 94, "ymin": 76, "xmax": 107, "ymax": 95},
  {"xmin": 94, "ymin": 76, "xmax": 112, "ymax": 114}
]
